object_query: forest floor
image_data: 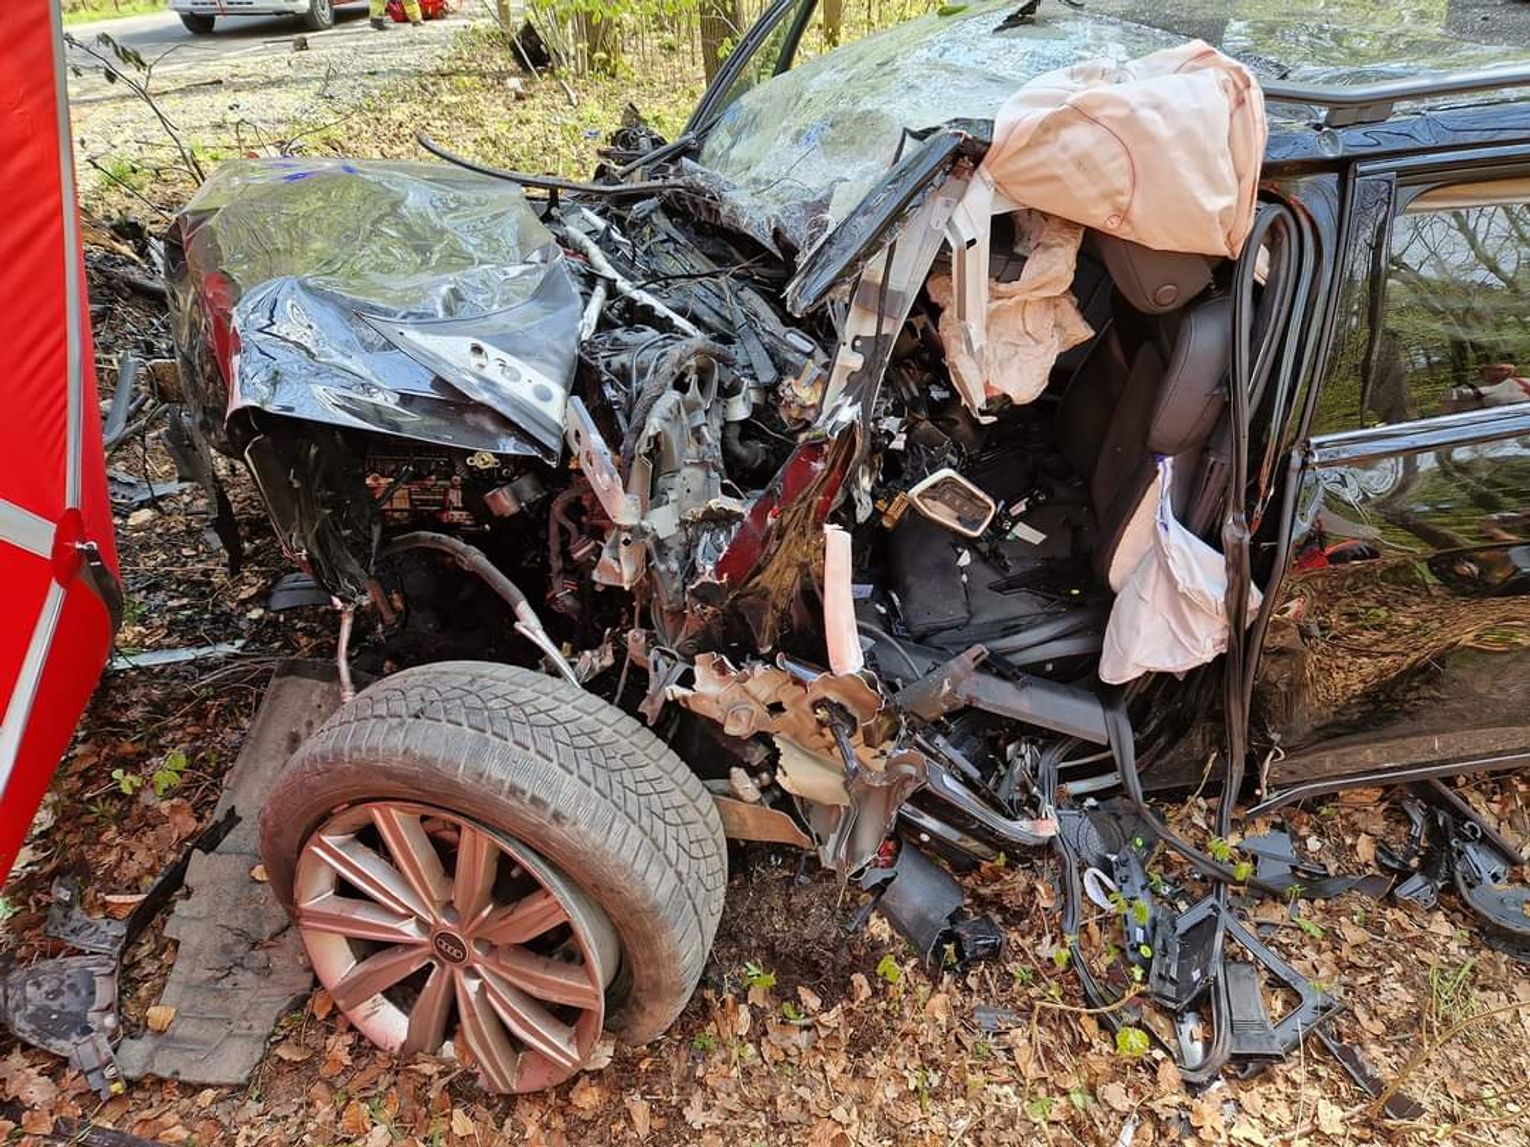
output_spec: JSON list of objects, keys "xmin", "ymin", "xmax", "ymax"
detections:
[{"xmin": 3, "ymin": 12, "xmax": 1529, "ymax": 1147}]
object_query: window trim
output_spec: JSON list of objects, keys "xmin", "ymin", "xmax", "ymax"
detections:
[
  {"xmin": 684, "ymin": 0, "xmax": 817, "ymax": 140},
  {"xmin": 1309, "ymin": 402, "xmax": 1530, "ymax": 465}
]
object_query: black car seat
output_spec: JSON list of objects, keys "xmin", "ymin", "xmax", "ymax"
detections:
[
  {"xmin": 1058, "ymin": 234, "xmax": 1232, "ymax": 590},
  {"xmin": 884, "ymin": 234, "xmax": 1233, "ymax": 668}
]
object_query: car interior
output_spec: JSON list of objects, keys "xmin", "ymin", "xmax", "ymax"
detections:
[{"xmin": 871, "ymin": 224, "xmax": 1281, "ymax": 684}]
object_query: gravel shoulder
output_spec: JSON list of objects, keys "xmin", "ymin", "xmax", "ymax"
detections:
[{"xmin": 67, "ymin": 6, "xmax": 489, "ymax": 199}]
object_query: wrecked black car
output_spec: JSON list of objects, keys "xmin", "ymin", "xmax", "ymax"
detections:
[{"xmin": 158, "ymin": 0, "xmax": 1529, "ymax": 1097}]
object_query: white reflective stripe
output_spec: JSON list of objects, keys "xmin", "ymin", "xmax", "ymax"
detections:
[
  {"xmin": 0, "ymin": 580, "xmax": 67, "ymax": 800},
  {"xmin": 50, "ymin": 0, "xmax": 84, "ymax": 510},
  {"xmin": 0, "ymin": 8, "xmax": 84, "ymax": 802},
  {"xmin": 0, "ymin": 500, "xmax": 53, "ymax": 558}
]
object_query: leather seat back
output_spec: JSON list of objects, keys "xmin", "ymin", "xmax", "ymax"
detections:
[{"xmin": 1057, "ymin": 235, "xmax": 1231, "ymax": 585}]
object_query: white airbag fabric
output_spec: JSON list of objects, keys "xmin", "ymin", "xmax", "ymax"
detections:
[
  {"xmin": 982, "ymin": 40, "xmax": 1267, "ymax": 259},
  {"xmin": 1100, "ymin": 459, "xmax": 1259, "ymax": 684},
  {"xmin": 927, "ymin": 210, "xmax": 1093, "ymax": 407}
]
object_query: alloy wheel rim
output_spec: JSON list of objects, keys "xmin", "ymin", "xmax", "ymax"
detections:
[{"xmin": 292, "ymin": 800, "xmax": 618, "ymax": 1093}]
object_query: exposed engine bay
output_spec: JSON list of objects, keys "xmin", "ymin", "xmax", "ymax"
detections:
[
  {"xmin": 166, "ymin": 143, "xmax": 1124, "ymax": 873},
  {"xmin": 161, "ymin": 117, "xmax": 1528, "ymax": 1091}
]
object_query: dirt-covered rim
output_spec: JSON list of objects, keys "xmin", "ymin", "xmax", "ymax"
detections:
[{"xmin": 292, "ymin": 799, "xmax": 619, "ymax": 1093}]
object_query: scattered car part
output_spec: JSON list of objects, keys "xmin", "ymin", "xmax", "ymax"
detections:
[
  {"xmin": 107, "ymin": 470, "xmax": 186, "ymax": 510},
  {"xmin": 113, "ymin": 664, "xmax": 337, "ymax": 1086},
  {"xmin": 907, "ymin": 469, "xmax": 997, "ymax": 537},
  {"xmin": 0, "ymin": 954, "xmax": 122, "ymax": 1098},
  {"xmin": 108, "ymin": 642, "xmax": 245, "ymax": 672},
  {"xmin": 1313, "ymin": 1025, "xmax": 1426, "ymax": 1121},
  {"xmin": 858, "ymin": 842, "xmax": 1003, "ymax": 970},
  {"xmin": 0, "ymin": 811, "xmax": 240, "ymax": 1099}
]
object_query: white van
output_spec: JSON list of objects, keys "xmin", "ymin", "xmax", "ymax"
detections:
[{"xmin": 169, "ymin": 0, "xmax": 353, "ymax": 34}]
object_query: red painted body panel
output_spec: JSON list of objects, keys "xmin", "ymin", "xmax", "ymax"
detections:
[{"xmin": 0, "ymin": 3, "xmax": 119, "ymax": 883}]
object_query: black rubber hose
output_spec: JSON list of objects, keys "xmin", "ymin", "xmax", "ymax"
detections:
[
  {"xmin": 619, "ymin": 338, "xmax": 730, "ymax": 469},
  {"xmin": 381, "ymin": 530, "xmax": 531, "ymax": 614},
  {"xmin": 1104, "ymin": 689, "xmax": 1284, "ymax": 898},
  {"xmin": 418, "ymin": 133, "xmax": 685, "ymax": 196}
]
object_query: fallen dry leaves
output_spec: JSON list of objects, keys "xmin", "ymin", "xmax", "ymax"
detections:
[{"xmin": 144, "ymin": 1004, "xmax": 177, "ymax": 1033}]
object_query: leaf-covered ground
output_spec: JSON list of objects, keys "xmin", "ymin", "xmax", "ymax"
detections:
[{"xmin": 8, "ymin": 15, "xmax": 1530, "ymax": 1146}]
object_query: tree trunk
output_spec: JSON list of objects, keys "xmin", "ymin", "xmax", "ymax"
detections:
[
  {"xmin": 700, "ymin": 0, "xmax": 742, "ymax": 83},
  {"xmin": 823, "ymin": 0, "xmax": 844, "ymax": 47},
  {"xmin": 578, "ymin": 8, "xmax": 622, "ymax": 76}
]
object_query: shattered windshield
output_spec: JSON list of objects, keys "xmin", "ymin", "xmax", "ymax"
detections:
[
  {"xmin": 696, "ymin": 0, "xmax": 1176, "ymax": 226},
  {"xmin": 696, "ymin": 0, "xmax": 1526, "ymax": 227}
]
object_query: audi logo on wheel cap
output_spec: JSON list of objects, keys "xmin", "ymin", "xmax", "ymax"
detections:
[{"xmin": 432, "ymin": 931, "xmax": 468, "ymax": 964}]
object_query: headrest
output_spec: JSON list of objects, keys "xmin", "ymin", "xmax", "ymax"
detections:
[
  {"xmin": 1147, "ymin": 293, "xmax": 1232, "ymax": 457},
  {"xmin": 1093, "ymin": 233, "xmax": 1215, "ymax": 315}
]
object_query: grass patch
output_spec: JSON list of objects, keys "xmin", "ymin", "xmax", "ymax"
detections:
[
  {"xmin": 308, "ymin": 23, "xmax": 708, "ymax": 178},
  {"xmin": 62, "ymin": 0, "xmax": 166, "ymax": 25}
]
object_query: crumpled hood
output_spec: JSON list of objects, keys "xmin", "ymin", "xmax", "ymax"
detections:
[{"xmin": 166, "ymin": 158, "xmax": 582, "ymax": 459}]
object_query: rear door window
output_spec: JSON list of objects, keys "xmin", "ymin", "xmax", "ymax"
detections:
[
  {"xmin": 1313, "ymin": 177, "xmax": 1529, "ymax": 433},
  {"xmin": 1376, "ymin": 181, "xmax": 1530, "ymax": 422}
]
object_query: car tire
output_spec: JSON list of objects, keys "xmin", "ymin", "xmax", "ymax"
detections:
[
  {"xmin": 179, "ymin": 12, "xmax": 215, "ymax": 33},
  {"xmin": 259, "ymin": 661, "xmax": 727, "ymax": 1081},
  {"xmin": 301, "ymin": 0, "xmax": 334, "ymax": 31}
]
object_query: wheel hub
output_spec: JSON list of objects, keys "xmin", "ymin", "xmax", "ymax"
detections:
[
  {"xmin": 291, "ymin": 800, "xmax": 619, "ymax": 1093},
  {"xmin": 430, "ymin": 930, "xmax": 468, "ymax": 965}
]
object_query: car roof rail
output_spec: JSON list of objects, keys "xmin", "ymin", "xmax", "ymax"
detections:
[{"xmin": 1262, "ymin": 63, "xmax": 1530, "ymax": 127}]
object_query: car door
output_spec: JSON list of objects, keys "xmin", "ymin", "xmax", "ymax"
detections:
[{"xmin": 1260, "ymin": 161, "xmax": 1530, "ymax": 790}]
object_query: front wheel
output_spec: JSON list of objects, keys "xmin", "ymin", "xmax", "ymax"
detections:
[
  {"xmin": 301, "ymin": 0, "xmax": 334, "ymax": 30},
  {"xmin": 179, "ymin": 12, "xmax": 215, "ymax": 32},
  {"xmin": 259, "ymin": 662, "xmax": 727, "ymax": 1093}
]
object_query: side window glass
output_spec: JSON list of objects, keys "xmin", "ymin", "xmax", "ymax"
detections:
[
  {"xmin": 1314, "ymin": 181, "xmax": 1529, "ymax": 434},
  {"xmin": 1382, "ymin": 189, "xmax": 1529, "ymax": 421}
]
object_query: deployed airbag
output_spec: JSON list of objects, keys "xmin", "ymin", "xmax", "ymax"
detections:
[
  {"xmin": 1100, "ymin": 459, "xmax": 1260, "ymax": 684},
  {"xmin": 982, "ymin": 40, "xmax": 1266, "ymax": 258}
]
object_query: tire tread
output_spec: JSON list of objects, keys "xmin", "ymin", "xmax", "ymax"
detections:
[{"xmin": 260, "ymin": 662, "xmax": 725, "ymax": 1045}]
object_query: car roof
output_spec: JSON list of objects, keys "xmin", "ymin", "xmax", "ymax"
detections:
[
  {"xmin": 696, "ymin": 0, "xmax": 1530, "ymax": 232},
  {"xmin": 1085, "ymin": 0, "xmax": 1529, "ymax": 94}
]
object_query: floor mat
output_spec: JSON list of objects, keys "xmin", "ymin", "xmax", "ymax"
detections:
[{"xmin": 115, "ymin": 660, "xmax": 343, "ymax": 1085}]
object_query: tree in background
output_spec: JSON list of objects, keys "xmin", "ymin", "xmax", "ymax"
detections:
[
  {"xmin": 823, "ymin": 0, "xmax": 843, "ymax": 46},
  {"xmin": 580, "ymin": 5, "xmax": 622, "ymax": 76},
  {"xmin": 700, "ymin": 0, "xmax": 743, "ymax": 82}
]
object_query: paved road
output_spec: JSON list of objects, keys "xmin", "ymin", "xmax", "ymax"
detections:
[
  {"xmin": 66, "ymin": 3, "xmax": 405, "ymax": 80},
  {"xmin": 65, "ymin": 2, "xmax": 480, "ymax": 188}
]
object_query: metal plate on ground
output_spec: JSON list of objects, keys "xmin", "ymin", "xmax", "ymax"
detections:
[{"xmin": 115, "ymin": 660, "xmax": 345, "ymax": 1085}]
